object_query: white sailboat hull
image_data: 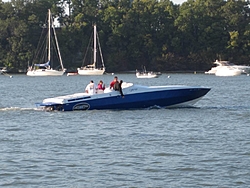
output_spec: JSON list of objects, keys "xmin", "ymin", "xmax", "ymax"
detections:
[
  {"xmin": 27, "ymin": 69, "xmax": 65, "ymax": 76},
  {"xmin": 77, "ymin": 68, "xmax": 105, "ymax": 75}
]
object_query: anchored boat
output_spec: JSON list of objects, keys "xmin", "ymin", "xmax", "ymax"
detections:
[
  {"xmin": 136, "ymin": 66, "xmax": 161, "ymax": 78},
  {"xmin": 27, "ymin": 9, "xmax": 66, "ymax": 76},
  {"xmin": 77, "ymin": 24, "xmax": 105, "ymax": 75},
  {"xmin": 205, "ymin": 60, "xmax": 250, "ymax": 76}
]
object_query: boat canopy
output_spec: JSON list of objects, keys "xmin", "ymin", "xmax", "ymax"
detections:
[{"xmin": 34, "ymin": 61, "xmax": 50, "ymax": 67}]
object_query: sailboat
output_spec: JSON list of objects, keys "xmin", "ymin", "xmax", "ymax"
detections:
[
  {"xmin": 27, "ymin": 9, "xmax": 66, "ymax": 76},
  {"xmin": 77, "ymin": 24, "xmax": 105, "ymax": 75}
]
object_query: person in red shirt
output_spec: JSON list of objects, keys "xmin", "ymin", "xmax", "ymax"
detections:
[
  {"xmin": 110, "ymin": 76, "xmax": 124, "ymax": 97},
  {"xmin": 110, "ymin": 76, "xmax": 118, "ymax": 89}
]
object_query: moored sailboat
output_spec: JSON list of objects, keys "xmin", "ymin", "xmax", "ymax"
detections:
[
  {"xmin": 77, "ymin": 24, "xmax": 105, "ymax": 75},
  {"xmin": 27, "ymin": 9, "xmax": 66, "ymax": 76}
]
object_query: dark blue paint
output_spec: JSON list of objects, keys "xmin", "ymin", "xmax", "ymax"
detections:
[{"xmin": 54, "ymin": 87, "xmax": 210, "ymax": 111}]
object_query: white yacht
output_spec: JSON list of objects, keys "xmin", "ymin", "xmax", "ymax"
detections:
[{"xmin": 205, "ymin": 60, "xmax": 250, "ymax": 76}]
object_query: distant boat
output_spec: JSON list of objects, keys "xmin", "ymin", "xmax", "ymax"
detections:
[
  {"xmin": 27, "ymin": 9, "xmax": 66, "ymax": 76},
  {"xmin": 77, "ymin": 24, "xmax": 105, "ymax": 75},
  {"xmin": 0, "ymin": 67, "xmax": 7, "ymax": 74},
  {"xmin": 136, "ymin": 66, "xmax": 161, "ymax": 78},
  {"xmin": 205, "ymin": 60, "xmax": 250, "ymax": 76}
]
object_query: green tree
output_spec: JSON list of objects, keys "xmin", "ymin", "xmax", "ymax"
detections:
[
  {"xmin": 222, "ymin": 0, "xmax": 250, "ymax": 63},
  {"xmin": 174, "ymin": 0, "xmax": 229, "ymax": 70}
]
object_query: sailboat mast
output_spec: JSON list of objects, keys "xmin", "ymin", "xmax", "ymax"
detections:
[
  {"xmin": 97, "ymin": 33, "xmax": 105, "ymax": 68},
  {"xmin": 48, "ymin": 9, "xmax": 51, "ymax": 61},
  {"xmin": 52, "ymin": 16, "xmax": 64, "ymax": 70},
  {"xmin": 93, "ymin": 24, "xmax": 97, "ymax": 67}
]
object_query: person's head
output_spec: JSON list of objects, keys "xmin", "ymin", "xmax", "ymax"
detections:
[
  {"xmin": 113, "ymin": 76, "xmax": 118, "ymax": 82},
  {"xmin": 90, "ymin": 80, "xmax": 94, "ymax": 83},
  {"xmin": 120, "ymin": 80, "xmax": 123, "ymax": 84},
  {"xmin": 99, "ymin": 80, "xmax": 103, "ymax": 84}
]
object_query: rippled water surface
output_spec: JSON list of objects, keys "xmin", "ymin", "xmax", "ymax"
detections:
[{"xmin": 0, "ymin": 73, "xmax": 250, "ymax": 187}]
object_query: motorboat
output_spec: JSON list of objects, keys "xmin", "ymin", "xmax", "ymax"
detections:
[
  {"xmin": 136, "ymin": 71, "xmax": 159, "ymax": 78},
  {"xmin": 136, "ymin": 66, "xmax": 161, "ymax": 78},
  {"xmin": 27, "ymin": 9, "xmax": 66, "ymax": 76},
  {"xmin": 77, "ymin": 24, "xmax": 105, "ymax": 75},
  {"xmin": 205, "ymin": 60, "xmax": 250, "ymax": 76},
  {"xmin": 37, "ymin": 82, "xmax": 210, "ymax": 111}
]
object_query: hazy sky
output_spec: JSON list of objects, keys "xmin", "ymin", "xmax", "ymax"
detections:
[{"xmin": 172, "ymin": 0, "xmax": 187, "ymax": 4}]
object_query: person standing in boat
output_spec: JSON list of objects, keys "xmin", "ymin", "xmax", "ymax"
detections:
[
  {"xmin": 110, "ymin": 76, "xmax": 118, "ymax": 89},
  {"xmin": 114, "ymin": 80, "xmax": 124, "ymax": 97},
  {"xmin": 85, "ymin": 80, "xmax": 96, "ymax": 95},
  {"xmin": 110, "ymin": 76, "xmax": 124, "ymax": 97}
]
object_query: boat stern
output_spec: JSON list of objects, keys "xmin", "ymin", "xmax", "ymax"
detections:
[
  {"xmin": 37, "ymin": 96, "xmax": 66, "ymax": 111},
  {"xmin": 37, "ymin": 102, "xmax": 64, "ymax": 111}
]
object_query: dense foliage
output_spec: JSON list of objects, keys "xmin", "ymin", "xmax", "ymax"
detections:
[{"xmin": 0, "ymin": 0, "xmax": 249, "ymax": 73}]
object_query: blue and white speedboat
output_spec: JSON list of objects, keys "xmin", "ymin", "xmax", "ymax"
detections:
[{"xmin": 38, "ymin": 83, "xmax": 210, "ymax": 111}]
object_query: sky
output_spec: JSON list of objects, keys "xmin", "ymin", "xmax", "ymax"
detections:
[{"xmin": 172, "ymin": 0, "xmax": 187, "ymax": 4}]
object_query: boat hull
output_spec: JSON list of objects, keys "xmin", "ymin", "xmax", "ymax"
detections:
[
  {"xmin": 67, "ymin": 72, "xmax": 78, "ymax": 76},
  {"xmin": 38, "ymin": 84, "xmax": 210, "ymax": 111},
  {"xmin": 136, "ymin": 74, "xmax": 158, "ymax": 78},
  {"xmin": 77, "ymin": 68, "xmax": 105, "ymax": 75},
  {"xmin": 27, "ymin": 69, "xmax": 65, "ymax": 76},
  {"xmin": 215, "ymin": 67, "xmax": 241, "ymax": 76},
  {"xmin": 136, "ymin": 72, "xmax": 160, "ymax": 78}
]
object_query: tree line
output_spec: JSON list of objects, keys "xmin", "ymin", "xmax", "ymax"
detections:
[{"xmin": 0, "ymin": 0, "xmax": 250, "ymax": 73}]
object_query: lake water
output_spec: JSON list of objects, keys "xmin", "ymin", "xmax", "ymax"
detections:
[{"xmin": 0, "ymin": 73, "xmax": 249, "ymax": 187}]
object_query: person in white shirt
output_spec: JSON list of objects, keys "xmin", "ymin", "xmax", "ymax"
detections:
[{"xmin": 85, "ymin": 80, "xmax": 96, "ymax": 95}]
